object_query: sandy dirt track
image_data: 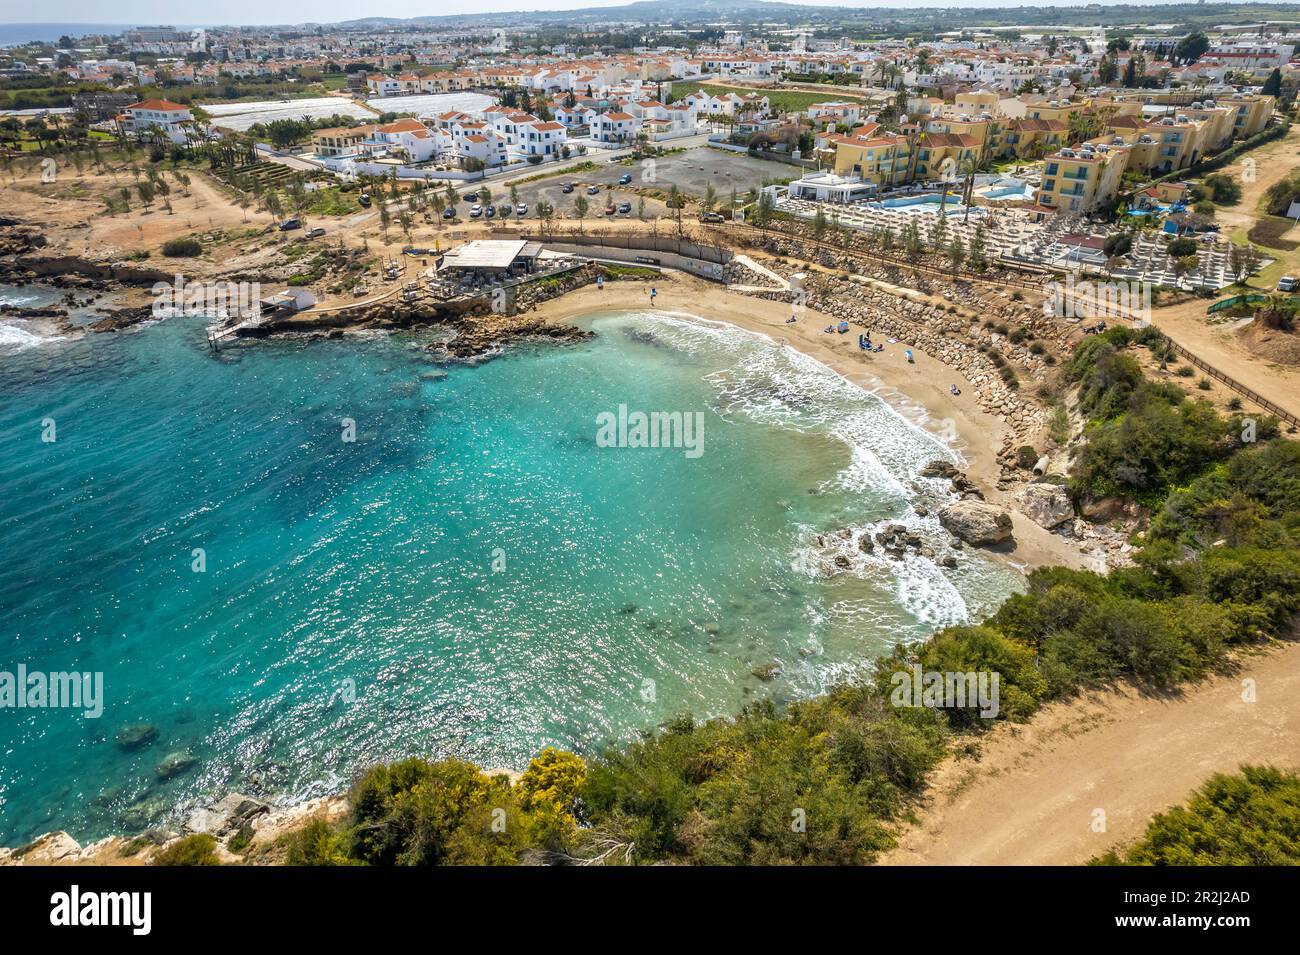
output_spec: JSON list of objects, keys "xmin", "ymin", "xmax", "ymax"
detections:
[{"xmin": 880, "ymin": 640, "xmax": 1300, "ymax": 865}]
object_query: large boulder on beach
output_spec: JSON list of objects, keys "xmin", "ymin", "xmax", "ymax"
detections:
[
  {"xmin": 1020, "ymin": 483, "xmax": 1074, "ymax": 529},
  {"xmin": 184, "ymin": 794, "xmax": 271, "ymax": 837},
  {"xmin": 940, "ymin": 501, "xmax": 1013, "ymax": 546},
  {"xmin": 919, "ymin": 459, "xmax": 960, "ymax": 479}
]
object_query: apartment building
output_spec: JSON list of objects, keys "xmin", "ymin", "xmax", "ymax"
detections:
[
  {"xmin": 925, "ymin": 115, "xmax": 993, "ymax": 162},
  {"xmin": 830, "ymin": 127, "xmax": 913, "ymax": 187},
  {"xmin": 990, "ymin": 117, "xmax": 1066, "ymax": 160},
  {"xmin": 914, "ymin": 131, "xmax": 983, "ymax": 179},
  {"xmin": 1037, "ymin": 142, "xmax": 1128, "ymax": 213}
]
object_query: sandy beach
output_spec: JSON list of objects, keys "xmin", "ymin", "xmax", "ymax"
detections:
[{"xmin": 529, "ymin": 272, "xmax": 1089, "ymax": 572}]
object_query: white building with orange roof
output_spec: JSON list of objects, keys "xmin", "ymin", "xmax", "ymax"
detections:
[
  {"xmin": 366, "ymin": 74, "xmax": 402, "ymax": 97},
  {"xmin": 120, "ymin": 98, "xmax": 193, "ymax": 144},
  {"xmin": 522, "ymin": 120, "xmax": 566, "ymax": 158},
  {"xmin": 591, "ymin": 110, "xmax": 638, "ymax": 144},
  {"xmin": 362, "ymin": 118, "xmax": 438, "ymax": 163},
  {"xmin": 807, "ymin": 100, "xmax": 863, "ymax": 125},
  {"xmin": 555, "ymin": 103, "xmax": 599, "ymax": 129}
]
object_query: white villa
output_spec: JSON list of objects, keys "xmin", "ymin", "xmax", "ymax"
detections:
[{"xmin": 120, "ymin": 98, "xmax": 193, "ymax": 144}]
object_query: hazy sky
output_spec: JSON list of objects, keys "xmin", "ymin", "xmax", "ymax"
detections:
[{"xmin": 4, "ymin": 0, "xmax": 1192, "ymax": 29}]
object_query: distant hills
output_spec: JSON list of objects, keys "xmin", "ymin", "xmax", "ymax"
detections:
[
  {"xmin": 312, "ymin": 2, "xmax": 1300, "ymax": 32},
  {"xmin": 327, "ymin": 1, "xmax": 859, "ymax": 30}
]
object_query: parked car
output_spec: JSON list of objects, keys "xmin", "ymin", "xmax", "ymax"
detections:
[
  {"xmin": 469, "ymin": 205, "xmax": 483, "ymax": 218},
  {"xmin": 442, "ymin": 207, "xmax": 456, "ymax": 219},
  {"xmin": 497, "ymin": 204, "xmax": 512, "ymax": 217},
  {"xmin": 278, "ymin": 218, "xmax": 301, "ymax": 231},
  {"xmin": 357, "ymin": 193, "xmax": 371, "ymax": 208},
  {"xmin": 618, "ymin": 173, "xmax": 632, "ymax": 185},
  {"xmin": 699, "ymin": 211, "xmax": 725, "ymax": 223},
  {"xmin": 561, "ymin": 183, "xmax": 574, "ymax": 194},
  {"xmin": 604, "ymin": 203, "xmax": 616, "ymax": 215},
  {"xmin": 485, "ymin": 206, "xmax": 496, "ymax": 219},
  {"xmin": 464, "ymin": 191, "xmax": 480, "ymax": 203},
  {"xmin": 305, "ymin": 227, "xmax": 326, "ymax": 238},
  {"xmin": 1279, "ymin": 276, "xmax": 1297, "ymax": 292},
  {"xmin": 617, "ymin": 202, "xmax": 632, "ymax": 214},
  {"xmin": 586, "ymin": 185, "xmax": 600, "ymax": 195},
  {"xmin": 516, "ymin": 203, "xmax": 528, "ymax": 216}
]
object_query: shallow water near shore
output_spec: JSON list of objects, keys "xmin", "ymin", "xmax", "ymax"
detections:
[{"xmin": 0, "ymin": 299, "xmax": 1023, "ymax": 844}]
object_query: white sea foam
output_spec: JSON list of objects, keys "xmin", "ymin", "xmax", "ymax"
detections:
[
  {"xmin": 635, "ymin": 310, "xmax": 957, "ymax": 483},
  {"xmin": 0, "ymin": 321, "xmax": 63, "ymax": 354},
  {"xmin": 624, "ymin": 309, "xmax": 983, "ymax": 630}
]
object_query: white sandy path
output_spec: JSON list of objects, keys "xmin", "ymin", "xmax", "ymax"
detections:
[{"xmin": 880, "ymin": 640, "xmax": 1300, "ymax": 865}]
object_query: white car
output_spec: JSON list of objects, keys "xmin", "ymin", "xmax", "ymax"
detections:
[{"xmin": 1278, "ymin": 276, "xmax": 1297, "ymax": 292}]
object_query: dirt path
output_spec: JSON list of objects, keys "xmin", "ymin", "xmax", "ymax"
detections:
[
  {"xmin": 1150, "ymin": 297, "xmax": 1300, "ymax": 422},
  {"xmin": 880, "ymin": 640, "xmax": 1300, "ymax": 865},
  {"xmin": 1139, "ymin": 126, "xmax": 1300, "ymax": 423},
  {"xmin": 1211, "ymin": 125, "xmax": 1300, "ymax": 236}
]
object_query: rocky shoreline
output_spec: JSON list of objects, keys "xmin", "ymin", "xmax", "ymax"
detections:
[{"xmin": 1, "ymin": 793, "xmax": 350, "ymax": 867}]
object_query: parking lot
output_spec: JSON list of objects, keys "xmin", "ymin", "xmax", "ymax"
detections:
[
  {"xmin": 643, "ymin": 149, "xmax": 803, "ymax": 199},
  {"xmin": 442, "ymin": 146, "xmax": 803, "ymax": 224}
]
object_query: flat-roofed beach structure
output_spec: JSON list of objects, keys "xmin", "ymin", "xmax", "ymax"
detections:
[{"xmin": 439, "ymin": 239, "xmax": 542, "ymax": 277}]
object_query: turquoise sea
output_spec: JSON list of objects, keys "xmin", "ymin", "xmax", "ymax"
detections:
[{"xmin": 0, "ymin": 287, "xmax": 1022, "ymax": 844}]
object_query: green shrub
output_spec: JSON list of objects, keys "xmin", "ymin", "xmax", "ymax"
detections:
[
  {"xmin": 153, "ymin": 834, "xmax": 220, "ymax": 866},
  {"xmin": 226, "ymin": 823, "xmax": 254, "ymax": 854},
  {"xmin": 161, "ymin": 237, "xmax": 202, "ymax": 257},
  {"xmin": 283, "ymin": 819, "xmax": 354, "ymax": 866},
  {"xmin": 1093, "ymin": 766, "xmax": 1300, "ymax": 865}
]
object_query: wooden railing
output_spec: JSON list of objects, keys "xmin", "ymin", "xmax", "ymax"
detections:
[{"xmin": 1160, "ymin": 338, "xmax": 1300, "ymax": 429}]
